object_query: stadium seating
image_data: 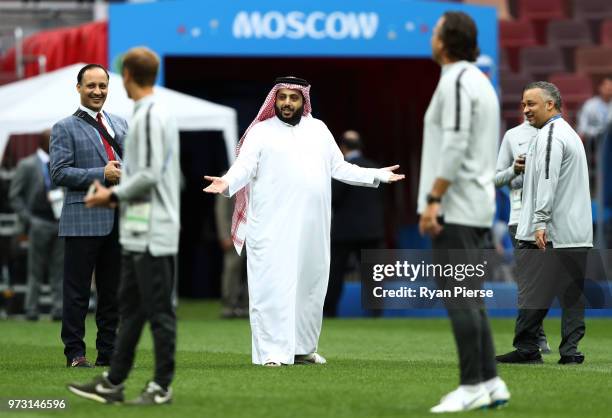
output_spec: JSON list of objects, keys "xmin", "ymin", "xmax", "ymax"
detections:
[
  {"xmin": 548, "ymin": 20, "xmax": 593, "ymax": 48},
  {"xmin": 575, "ymin": 46, "xmax": 612, "ymax": 77},
  {"xmin": 549, "ymin": 73, "xmax": 594, "ymax": 107},
  {"xmin": 518, "ymin": 0, "xmax": 567, "ymax": 21},
  {"xmin": 573, "ymin": 0, "xmax": 612, "ymax": 40},
  {"xmin": 499, "ymin": 20, "xmax": 538, "ymax": 49},
  {"xmin": 548, "ymin": 73, "xmax": 594, "ymax": 125},
  {"xmin": 573, "ymin": 0, "xmax": 612, "ymax": 21},
  {"xmin": 519, "ymin": 46, "xmax": 566, "ymax": 79},
  {"xmin": 547, "ymin": 19, "xmax": 593, "ymax": 71},
  {"xmin": 499, "ymin": 20, "xmax": 538, "ymax": 72},
  {"xmin": 601, "ymin": 20, "xmax": 612, "ymax": 46},
  {"xmin": 518, "ymin": 0, "xmax": 567, "ymax": 42},
  {"xmin": 500, "ymin": 72, "xmax": 531, "ymax": 126}
]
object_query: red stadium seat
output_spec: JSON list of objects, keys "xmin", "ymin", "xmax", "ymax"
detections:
[
  {"xmin": 601, "ymin": 20, "xmax": 612, "ymax": 47},
  {"xmin": 548, "ymin": 73, "xmax": 593, "ymax": 111},
  {"xmin": 499, "ymin": 48, "xmax": 511, "ymax": 74},
  {"xmin": 500, "ymin": 20, "xmax": 538, "ymax": 72},
  {"xmin": 548, "ymin": 20, "xmax": 593, "ymax": 48},
  {"xmin": 573, "ymin": 0, "xmax": 612, "ymax": 40},
  {"xmin": 499, "ymin": 20, "xmax": 538, "ymax": 49},
  {"xmin": 575, "ymin": 46, "xmax": 612, "ymax": 77},
  {"xmin": 519, "ymin": 46, "xmax": 566, "ymax": 79},
  {"xmin": 573, "ymin": 0, "xmax": 612, "ymax": 21},
  {"xmin": 500, "ymin": 73, "xmax": 531, "ymax": 126},
  {"xmin": 547, "ymin": 20, "xmax": 593, "ymax": 71},
  {"xmin": 518, "ymin": 0, "xmax": 567, "ymax": 42},
  {"xmin": 518, "ymin": 0, "xmax": 566, "ymax": 21}
]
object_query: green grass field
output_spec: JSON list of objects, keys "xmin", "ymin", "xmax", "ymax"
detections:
[{"xmin": 1, "ymin": 301, "xmax": 611, "ymax": 418}]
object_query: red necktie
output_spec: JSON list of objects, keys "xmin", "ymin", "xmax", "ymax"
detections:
[{"xmin": 96, "ymin": 113, "xmax": 116, "ymax": 161}]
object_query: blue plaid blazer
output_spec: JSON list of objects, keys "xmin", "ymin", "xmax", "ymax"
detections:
[{"xmin": 50, "ymin": 110, "xmax": 128, "ymax": 237}]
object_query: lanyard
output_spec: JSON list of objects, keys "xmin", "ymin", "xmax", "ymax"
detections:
[
  {"xmin": 39, "ymin": 158, "xmax": 52, "ymax": 191},
  {"xmin": 542, "ymin": 114, "xmax": 562, "ymax": 128}
]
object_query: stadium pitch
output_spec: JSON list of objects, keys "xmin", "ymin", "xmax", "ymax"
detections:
[{"xmin": 1, "ymin": 301, "xmax": 610, "ymax": 418}]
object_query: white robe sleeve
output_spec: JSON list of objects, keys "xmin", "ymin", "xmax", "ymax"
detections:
[
  {"xmin": 222, "ymin": 130, "xmax": 261, "ymax": 197},
  {"xmin": 326, "ymin": 126, "xmax": 390, "ymax": 187}
]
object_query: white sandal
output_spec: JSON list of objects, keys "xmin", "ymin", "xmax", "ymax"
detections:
[{"xmin": 263, "ymin": 361, "xmax": 282, "ymax": 367}]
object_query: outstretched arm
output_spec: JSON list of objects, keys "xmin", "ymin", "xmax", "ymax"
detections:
[
  {"xmin": 203, "ymin": 176, "xmax": 229, "ymax": 195},
  {"xmin": 329, "ymin": 132, "xmax": 404, "ymax": 186},
  {"xmin": 204, "ymin": 133, "xmax": 261, "ymax": 196}
]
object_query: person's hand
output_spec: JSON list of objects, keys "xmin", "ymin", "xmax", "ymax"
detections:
[
  {"xmin": 381, "ymin": 165, "xmax": 406, "ymax": 183},
  {"xmin": 419, "ymin": 203, "xmax": 443, "ymax": 238},
  {"xmin": 104, "ymin": 161, "xmax": 122, "ymax": 184},
  {"xmin": 535, "ymin": 229, "xmax": 547, "ymax": 250},
  {"xmin": 84, "ymin": 180, "xmax": 116, "ymax": 208},
  {"xmin": 220, "ymin": 238, "xmax": 233, "ymax": 252},
  {"xmin": 203, "ymin": 176, "xmax": 229, "ymax": 194},
  {"xmin": 514, "ymin": 154, "xmax": 526, "ymax": 175}
]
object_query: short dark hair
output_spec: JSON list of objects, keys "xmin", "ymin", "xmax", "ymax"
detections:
[
  {"xmin": 523, "ymin": 81, "xmax": 563, "ymax": 110},
  {"xmin": 439, "ymin": 11, "xmax": 480, "ymax": 62},
  {"xmin": 77, "ymin": 64, "xmax": 109, "ymax": 84},
  {"xmin": 121, "ymin": 47, "xmax": 159, "ymax": 87}
]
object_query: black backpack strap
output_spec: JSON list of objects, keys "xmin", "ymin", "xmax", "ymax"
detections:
[{"xmin": 73, "ymin": 109, "xmax": 124, "ymax": 159}]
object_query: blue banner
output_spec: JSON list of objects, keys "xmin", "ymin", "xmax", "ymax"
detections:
[{"xmin": 109, "ymin": 0, "xmax": 497, "ymax": 84}]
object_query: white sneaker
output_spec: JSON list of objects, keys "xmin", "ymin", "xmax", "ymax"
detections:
[
  {"xmin": 484, "ymin": 377, "xmax": 510, "ymax": 408},
  {"xmin": 430, "ymin": 385, "xmax": 491, "ymax": 413},
  {"xmin": 294, "ymin": 353, "xmax": 327, "ymax": 365}
]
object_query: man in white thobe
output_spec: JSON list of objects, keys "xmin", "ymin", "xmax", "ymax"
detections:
[{"xmin": 204, "ymin": 77, "xmax": 404, "ymax": 366}]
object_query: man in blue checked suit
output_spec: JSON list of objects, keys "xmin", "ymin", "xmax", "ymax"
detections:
[{"xmin": 50, "ymin": 64, "xmax": 128, "ymax": 368}]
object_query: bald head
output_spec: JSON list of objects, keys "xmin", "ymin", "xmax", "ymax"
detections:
[{"xmin": 340, "ymin": 130, "xmax": 361, "ymax": 155}]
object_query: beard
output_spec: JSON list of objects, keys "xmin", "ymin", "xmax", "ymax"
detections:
[{"xmin": 275, "ymin": 103, "xmax": 304, "ymax": 126}]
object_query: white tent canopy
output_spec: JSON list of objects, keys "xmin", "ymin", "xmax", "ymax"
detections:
[{"xmin": 0, "ymin": 63, "xmax": 237, "ymax": 164}]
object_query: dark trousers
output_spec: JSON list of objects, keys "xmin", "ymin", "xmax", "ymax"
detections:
[
  {"xmin": 432, "ymin": 223, "xmax": 498, "ymax": 385},
  {"xmin": 108, "ymin": 251, "xmax": 176, "ymax": 390},
  {"xmin": 61, "ymin": 219, "xmax": 120, "ymax": 361},
  {"xmin": 508, "ymin": 225, "xmax": 548, "ymax": 346},
  {"xmin": 25, "ymin": 219, "xmax": 63, "ymax": 317},
  {"xmin": 513, "ymin": 241, "xmax": 587, "ymax": 356},
  {"xmin": 324, "ymin": 239, "xmax": 382, "ymax": 317}
]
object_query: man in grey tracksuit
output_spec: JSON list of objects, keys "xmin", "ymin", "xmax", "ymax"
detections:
[
  {"xmin": 418, "ymin": 11, "xmax": 510, "ymax": 413},
  {"xmin": 68, "ymin": 47, "xmax": 180, "ymax": 405},
  {"xmin": 496, "ymin": 81, "xmax": 592, "ymax": 365},
  {"xmin": 495, "ymin": 121, "xmax": 551, "ymax": 353}
]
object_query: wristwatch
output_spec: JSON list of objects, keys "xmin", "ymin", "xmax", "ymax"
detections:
[{"xmin": 426, "ymin": 193, "xmax": 442, "ymax": 205}]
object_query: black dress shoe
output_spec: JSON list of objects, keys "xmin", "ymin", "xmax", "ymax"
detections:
[
  {"xmin": 67, "ymin": 356, "xmax": 93, "ymax": 368},
  {"xmin": 558, "ymin": 352, "xmax": 585, "ymax": 365},
  {"xmin": 496, "ymin": 350, "xmax": 543, "ymax": 364}
]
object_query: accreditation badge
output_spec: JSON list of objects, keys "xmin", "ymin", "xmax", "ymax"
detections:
[
  {"xmin": 47, "ymin": 189, "xmax": 64, "ymax": 220},
  {"xmin": 124, "ymin": 202, "xmax": 151, "ymax": 233},
  {"xmin": 510, "ymin": 189, "xmax": 522, "ymax": 211}
]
